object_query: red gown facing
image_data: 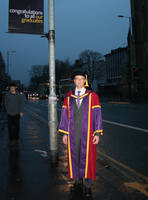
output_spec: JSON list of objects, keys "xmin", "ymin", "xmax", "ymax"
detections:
[{"xmin": 59, "ymin": 90, "xmax": 103, "ymax": 180}]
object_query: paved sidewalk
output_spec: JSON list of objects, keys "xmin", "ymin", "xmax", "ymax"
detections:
[{"xmin": 0, "ymin": 108, "xmax": 148, "ymax": 200}]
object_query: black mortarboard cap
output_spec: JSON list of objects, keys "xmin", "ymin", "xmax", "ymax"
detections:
[
  {"xmin": 71, "ymin": 71, "xmax": 86, "ymax": 79},
  {"xmin": 71, "ymin": 71, "xmax": 89, "ymax": 87},
  {"xmin": 9, "ymin": 82, "xmax": 17, "ymax": 87}
]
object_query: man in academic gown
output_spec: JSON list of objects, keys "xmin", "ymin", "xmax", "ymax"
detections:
[{"xmin": 58, "ymin": 71, "xmax": 103, "ymax": 196}]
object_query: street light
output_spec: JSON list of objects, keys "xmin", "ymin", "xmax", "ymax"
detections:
[
  {"xmin": 7, "ymin": 51, "xmax": 16, "ymax": 75},
  {"xmin": 41, "ymin": 0, "xmax": 58, "ymax": 162},
  {"xmin": 117, "ymin": 15, "xmax": 135, "ymax": 100},
  {"xmin": 48, "ymin": 0, "xmax": 58, "ymax": 162}
]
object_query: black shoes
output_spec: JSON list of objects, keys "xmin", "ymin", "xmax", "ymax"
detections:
[
  {"xmin": 84, "ymin": 186, "xmax": 92, "ymax": 197},
  {"xmin": 71, "ymin": 180, "xmax": 92, "ymax": 197},
  {"xmin": 71, "ymin": 180, "xmax": 83, "ymax": 192}
]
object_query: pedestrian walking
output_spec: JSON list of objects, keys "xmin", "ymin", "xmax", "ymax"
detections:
[
  {"xmin": 4, "ymin": 82, "xmax": 24, "ymax": 147},
  {"xmin": 58, "ymin": 71, "xmax": 103, "ymax": 197}
]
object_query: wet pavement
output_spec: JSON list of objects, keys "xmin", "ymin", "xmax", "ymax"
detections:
[{"xmin": 0, "ymin": 101, "xmax": 148, "ymax": 200}]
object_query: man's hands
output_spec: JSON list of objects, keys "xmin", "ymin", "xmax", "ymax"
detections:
[
  {"xmin": 93, "ymin": 135, "xmax": 100, "ymax": 144},
  {"xmin": 62, "ymin": 135, "xmax": 68, "ymax": 145},
  {"xmin": 20, "ymin": 112, "xmax": 23, "ymax": 117},
  {"xmin": 63, "ymin": 135, "xmax": 100, "ymax": 145}
]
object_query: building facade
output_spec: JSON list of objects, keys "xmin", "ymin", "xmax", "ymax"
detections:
[
  {"xmin": 105, "ymin": 47, "xmax": 129, "ymax": 98},
  {"xmin": 0, "ymin": 52, "xmax": 6, "ymax": 92},
  {"xmin": 105, "ymin": 47, "xmax": 128, "ymax": 84},
  {"xmin": 131, "ymin": 0, "xmax": 148, "ymax": 99},
  {"xmin": 93, "ymin": 60, "xmax": 107, "ymax": 92}
]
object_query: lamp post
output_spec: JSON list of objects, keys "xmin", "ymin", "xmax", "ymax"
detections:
[
  {"xmin": 117, "ymin": 15, "xmax": 135, "ymax": 100},
  {"xmin": 7, "ymin": 51, "xmax": 16, "ymax": 75},
  {"xmin": 48, "ymin": 0, "xmax": 58, "ymax": 162}
]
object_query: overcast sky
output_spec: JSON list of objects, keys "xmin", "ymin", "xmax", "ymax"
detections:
[{"xmin": 0, "ymin": 0, "xmax": 131, "ymax": 86}]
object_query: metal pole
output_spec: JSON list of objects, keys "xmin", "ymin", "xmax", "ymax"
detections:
[
  {"xmin": 129, "ymin": 17, "xmax": 134, "ymax": 100},
  {"xmin": 48, "ymin": 0, "xmax": 58, "ymax": 161}
]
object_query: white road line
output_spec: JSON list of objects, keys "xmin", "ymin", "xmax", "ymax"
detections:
[
  {"xmin": 103, "ymin": 120, "xmax": 148, "ymax": 133},
  {"xmin": 28, "ymin": 102, "xmax": 148, "ymax": 133},
  {"xmin": 30, "ymin": 101, "xmax": 48, "ymax": 107},
  {"xmin": 38, "ymin": 103, "xmax": 48, "ymax": 107},
  {"xmin": 31, "ymin": 102, "xmax": 61, "ymax": 108}
]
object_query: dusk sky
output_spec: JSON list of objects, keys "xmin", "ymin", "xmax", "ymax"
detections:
[{"xmin": 0, "ymin": 0, "xmax": 131, "ymax": 86}]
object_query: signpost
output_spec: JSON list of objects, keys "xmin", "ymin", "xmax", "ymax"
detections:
[{"xmin": 8, "ymin": 0, "xmax": 44, "ymax": 34}]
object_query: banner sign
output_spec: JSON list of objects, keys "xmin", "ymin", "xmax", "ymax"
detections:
[{"xmin": 8, "ymin": 0, "xmax": 44, "ymax": 34}]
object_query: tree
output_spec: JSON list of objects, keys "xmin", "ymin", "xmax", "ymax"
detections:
[
  {"xmin": 30, "ymin": 65, "xmax": 43, "ymax": 78},
  {"xmin": 28, "ymin": 65, "xmax": 47, "ymax": 91},
  {"xmin": 55, "ymin": 59, "xmax": 71, "ymax": 80},
  {"xmin": 78, "ymin": 49, "xmax": 104, "ymax": 89},
  {"xmin": 28, "ymin": 59, "xmax": 73, "ymax": 93}
]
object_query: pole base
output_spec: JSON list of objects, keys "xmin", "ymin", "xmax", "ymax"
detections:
[{"xmin": 49, "ymin": 150, "xmax": 58, "ymax": 164}]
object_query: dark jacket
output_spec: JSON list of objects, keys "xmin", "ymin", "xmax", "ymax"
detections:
[{"xmin": 5, "ymin": 91, "xmax": 24, "ymax": 115}]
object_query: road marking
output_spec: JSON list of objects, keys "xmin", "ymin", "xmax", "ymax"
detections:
[
  {"xmin": 29, "ymin": 101, "xmax": 62, "ymax": 110},
  {"xmin": 124, "ymin": 182, "xmax": 148, "ymax": 197},
  {"xmin": 25, "ymin": 109, "xmax": 48, "ymax": 125},
  {"xmin": 26, "ymin": 108, "xmax": 148, "ymax": 183},
  {"xmin": 30, "ymin": 101, "xmax": 48, "ymax": 107},
  {"xmin": 36, "ymin": 103, "xmax": 48, "ymax": 107},
  {"xmin": 28, "ymin": 101, "xmax": 148, "ymax": 133},
  {"xmin": 34, "ymin": 149, "xmax": 48, "ymax": 158},
  {"xmin": 103, "ymin": 119, "xmax": 148, "ymax": 133},
  {"xmin": 99, "ymin": 151, "xmax": 148, "ymax": 182}
]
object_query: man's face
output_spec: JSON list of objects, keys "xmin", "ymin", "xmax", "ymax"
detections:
[
  {"xmin": 74, "ymin": 75, "xmax": 86, "ymax": 89},
  {"xmin": 10, "ymin": 86, "xmax": 16, "ymax": 93}
]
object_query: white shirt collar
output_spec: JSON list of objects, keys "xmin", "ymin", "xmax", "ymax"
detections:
[{"xmin": 75, "ymin": 87, "xmax": 86, "ymax": 96}]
